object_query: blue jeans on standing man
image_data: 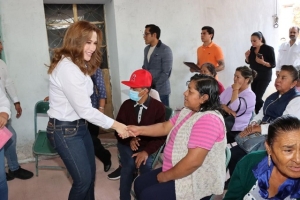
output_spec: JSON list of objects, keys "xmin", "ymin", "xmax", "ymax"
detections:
[
  {"xmin": 0, "ymin": 148, "xmax": 8, "ymax": 200},
  {"xmin": 4, "ymin": 121, "xmax": 20, "ymax": 171},
  {"xmin": 47, "ymin": 118, "xmax": 95, "ymax": 200},
  {"xmin": 117, "ymin": 142, "xmax": 154, "ymax": 200}
]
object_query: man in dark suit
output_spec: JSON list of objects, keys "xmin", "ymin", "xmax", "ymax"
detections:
[{"xmin": 142, "ymin": 24, "xmax": 173, "ymax": 106}]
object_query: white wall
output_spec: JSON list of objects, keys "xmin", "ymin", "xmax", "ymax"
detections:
[
  {"xmin": 107, "ymin": 0, "xmax": 279, "ymax": 112},
  {"xmin": 0, "ymin": 0, "xmax": 50, "ymax": 161},
  {"xmin": 0, "ymin": 0, "xmax": 279, "ymax": 161}
]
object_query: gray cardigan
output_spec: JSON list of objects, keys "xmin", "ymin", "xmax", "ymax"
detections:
[{"xmin": 142, "ymin": 40, "xmax": 173, "ymax": 96}]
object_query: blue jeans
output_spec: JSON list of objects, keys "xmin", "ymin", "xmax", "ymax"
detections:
[
  {"xmin": 159, "ymin": 95, "xmax": 169, "ymax": 107},
  {"xmin": 0, "ymin": 148, "xmax": 8, "ymax": 200},
  {"xmin": 47, "ymin": 119, "xmax": 95, "ymax": 200},
  {"xmin": 117, "ymin": 142, "xmax": 154, "ymax": 200},
  {"xmin": 4, "ymin": 121, "xmax": 19, "ymax": 171}
]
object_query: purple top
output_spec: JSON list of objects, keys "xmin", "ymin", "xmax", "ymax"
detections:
[{"xmin": 220, "ymin": 86, "xmax": 256, "ymax": 131}]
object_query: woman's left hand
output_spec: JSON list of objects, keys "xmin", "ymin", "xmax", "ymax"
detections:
[
  {"xmin": 157, "ymin": 172, "xmax": 169, "ymax": 183},
  {"xmin": 239, "ymin": 124, "xmax": 261, "ymax": 137},
  {"xmin": 255, "ymin": 56, "xmax": 264, "ymax": 65}
]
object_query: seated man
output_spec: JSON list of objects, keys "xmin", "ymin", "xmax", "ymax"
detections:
[{"xmin": 116, "ymin": 69, "xmax": 166, "ymax": 200}]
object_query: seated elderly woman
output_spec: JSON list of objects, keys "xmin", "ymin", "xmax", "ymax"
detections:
[
  {"xmin": 125, "ymin": 74, "xmax": 226, "ymax": 200},
  {"xmin": 224, "ymin": 115, "xmax": 300, "ymax": 200},
  {"xmin": 220, "ymin": 66, "xmax": 256, "ymax": 143},
  {"xmin": 227, "ymin": 65, "xmax": 300, "ymax": 183},
  {"xmin": 199, "ymin": 62, "xmax": 225, "ymax": 94}
]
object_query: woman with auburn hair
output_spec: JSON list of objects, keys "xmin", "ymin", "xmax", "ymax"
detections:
[{"xmin": 46, "ymin": 21, "xmax": 128, "ymax": 200}]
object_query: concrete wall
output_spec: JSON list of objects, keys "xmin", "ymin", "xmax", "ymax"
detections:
[
  {"xmin": 108, "ymin": 0, "xmax": 279, "ymax": 111},
  {"xmin": 0, "ymin": 0, "xmax": 50, "ymax": 161},
  {"xmin": 0, "ymin": 0, "xmax": 279, "ymax": 161}
]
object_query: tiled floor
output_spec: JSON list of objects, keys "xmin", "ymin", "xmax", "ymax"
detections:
[
  {"xmin": 7, "ymin": 136, "xmax": 227, "ymax": 200},
  {"xmin": 7, "ymin": 138, "xmax": 121, "ymax": 200}
]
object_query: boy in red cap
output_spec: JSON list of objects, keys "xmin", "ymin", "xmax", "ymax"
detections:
[{"xmin": 114, "ymin": 69, "xmax": 166, "ymax": 200}]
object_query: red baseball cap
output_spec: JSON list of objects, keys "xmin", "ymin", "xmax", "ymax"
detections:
[{"xmin": 121, "ymin": 69, "xmax": 152, "ymax": 88}]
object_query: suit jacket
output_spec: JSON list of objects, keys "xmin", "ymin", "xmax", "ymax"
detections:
[{"xmin": 142, "ymin": 40, "xmax": 173, "ymax": 95}]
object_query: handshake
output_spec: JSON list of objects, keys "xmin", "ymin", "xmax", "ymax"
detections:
[{"xmin": 114, "ymin": 123, "xmax": 141, "ymax": 139}]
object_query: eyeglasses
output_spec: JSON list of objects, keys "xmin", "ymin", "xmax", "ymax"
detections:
[{"xmin": 143, "ymin": 32, "xmax": 151, "ymax": 37}]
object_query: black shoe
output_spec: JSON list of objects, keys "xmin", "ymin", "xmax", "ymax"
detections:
[
  {"xmin": 107, "ymin": 166, "xmax": 121, "ymax": 180},
  {"xmin": 8, "ymin": 167, "xmax": 34, "ymax": 180},
  {"xmin": 104, "ymin": 161, "xmax": 112, "ymax": 172},
  {"xmin": 103, "ymin": 150, "xmax": 111, "ymax": 172},
  {"xmin": 6, "ymin": 173, "xmax": 14, "ymax": 181}
]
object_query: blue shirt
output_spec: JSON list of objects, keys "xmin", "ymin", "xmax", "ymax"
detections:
[{"xmin": 90, "ymin": 68, "xmax": 106, "ymax": 108}]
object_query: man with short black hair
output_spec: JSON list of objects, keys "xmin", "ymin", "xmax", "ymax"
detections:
[
  {"xmin": 192, "ymin": 26, "xmax": 225, "ymax": 73},
  {"xmin": 276, "ymin": 26, "xmax": 300, "ymax": 75},
  {"xmin": 142, "ymin": 24, "xmax": 173, "ymax": 106}
]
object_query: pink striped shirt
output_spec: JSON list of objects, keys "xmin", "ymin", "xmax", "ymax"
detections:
[{"xmin": 162, "ymin": 112, "xmax": 224, "ymax": 171}]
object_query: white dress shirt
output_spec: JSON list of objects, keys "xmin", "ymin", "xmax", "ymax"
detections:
[
  {"xmin": 0, "ymin": 59, "xmax": 19, "ymax": 103},
  {"xmin": 47, "ymin": 57, "xmax": 114, "ymax": 129},
  {"xmin": 251, "ymin": 96, "xmax": 300, "ymax": 135},
  {"xmin": 0, "ymin": 84, "xmax": 11, "ymax": 118},
  {"xmin": 276, "ymin": 39, "xmax": 300, "ymax": 71}
]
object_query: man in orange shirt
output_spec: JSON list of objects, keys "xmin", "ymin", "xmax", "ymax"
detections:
[{"xmin": 191, "ymin": 26, "xmax": 225, "ymax": 73}]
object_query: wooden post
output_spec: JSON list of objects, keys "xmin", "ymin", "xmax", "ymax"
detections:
[{"xmin": 72, "ymin": 4, "xmax": 78, "ymax": 22}]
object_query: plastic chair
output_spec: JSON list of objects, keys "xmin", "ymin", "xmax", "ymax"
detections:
[
  {"xmin": 210, "ymin": 146, "xmax": 231, "ymax": 200},
  {"xmin": 32, "ymin": 100, "xmax": 66, "ymax": 176}
]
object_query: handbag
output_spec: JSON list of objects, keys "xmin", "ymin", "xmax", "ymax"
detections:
[
  {"xmin": 0, "ymin": 126, "xmax": 13, "ymax": 149},
  {"xmin": 223, "ymin": 97, "xmax": 247, "ymax": 132},
  {"xmin": 235, "ymin": 131, "xmax": 266, "ymax": 153}
]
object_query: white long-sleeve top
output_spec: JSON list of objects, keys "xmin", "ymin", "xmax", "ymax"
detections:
[
  {"xmin": 0, "ymin": 82, "xmax": 11, "ymax": 119},
  {"xmin": 276, "ymin": 39, "xmax": 300, "ymax": 71},
  {"xmin": 251, "ymin": 96, "xmax": 300, "ymax": 135},
  {"xmin": 47, "ymin": 57, "xmax": 114, "ymax": 129},
  {"xmin": 0, "ymin": 59, "xmax": 19, "ymax": 103}
]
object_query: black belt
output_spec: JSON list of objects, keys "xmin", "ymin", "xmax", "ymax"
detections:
[{"xmin": 49, "ymin": 118, "xmax": 86, "ymax": 126}]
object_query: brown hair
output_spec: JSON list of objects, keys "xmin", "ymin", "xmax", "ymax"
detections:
[
  {"xmin": 47, "ymin": 21, "xmax": 102, "ymax": 75},
  {"xmin": 236, "ymin": 66, "xmax": 257, "ymax": 84}
]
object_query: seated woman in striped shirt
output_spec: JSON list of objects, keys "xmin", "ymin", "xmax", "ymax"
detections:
[{"xmin": 126, "ymin": 74, "xmax": 227, "ymax": 200}]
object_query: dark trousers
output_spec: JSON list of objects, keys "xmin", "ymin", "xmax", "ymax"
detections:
[
  {"xmin": 226, "ymin": 131, "xmax": 240, "ymax": 144},
  {"xmin": 228, "ymin": 145, "xmax": 247, "ymax": 176},
  {"xmin": 159, "ymin": 95, "xmax": 169, "ymax": 107},
  {"xmin": 251, "ymin": 79, "xmax": 270, "ymax": 114},
  {"xmin": 134, "ymin": 168, "xmax": 175, "ymax": 200},
  {"xmin": 134, "ymin": 167, "xmax": 211, "ymax": 200},
  {"xmin": 87, "ymin": 122, "xmax": 110, "ymax": 165}
]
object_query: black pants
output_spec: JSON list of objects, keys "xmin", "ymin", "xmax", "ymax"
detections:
[
  {"xmin": 228, "ymin": 145, "xmax": 247, "ymax": 176},
  {"xmin": 226, "ymin": 131, "xmax": 240, "ymax": 144},
  {"xmin": 251, "ymin": 79, "xmax": 270, "ymax": 114},
  {"xmin": 87, "ymin": 122, "xmax": 111, "ymax": 164}
]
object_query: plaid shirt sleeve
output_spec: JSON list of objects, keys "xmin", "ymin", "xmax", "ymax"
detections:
[{"xmin": 90, "ymin": 68, "xmax": 107, "ymax": 108}]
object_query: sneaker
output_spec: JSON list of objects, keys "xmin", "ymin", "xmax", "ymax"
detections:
[
  {"xmin": 8, "ymin": 167, "xmax": 34, "ymax": 180},
  {"xmin": 107, "ymin": 166, "xmax": 121, "ymax": 180}
]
